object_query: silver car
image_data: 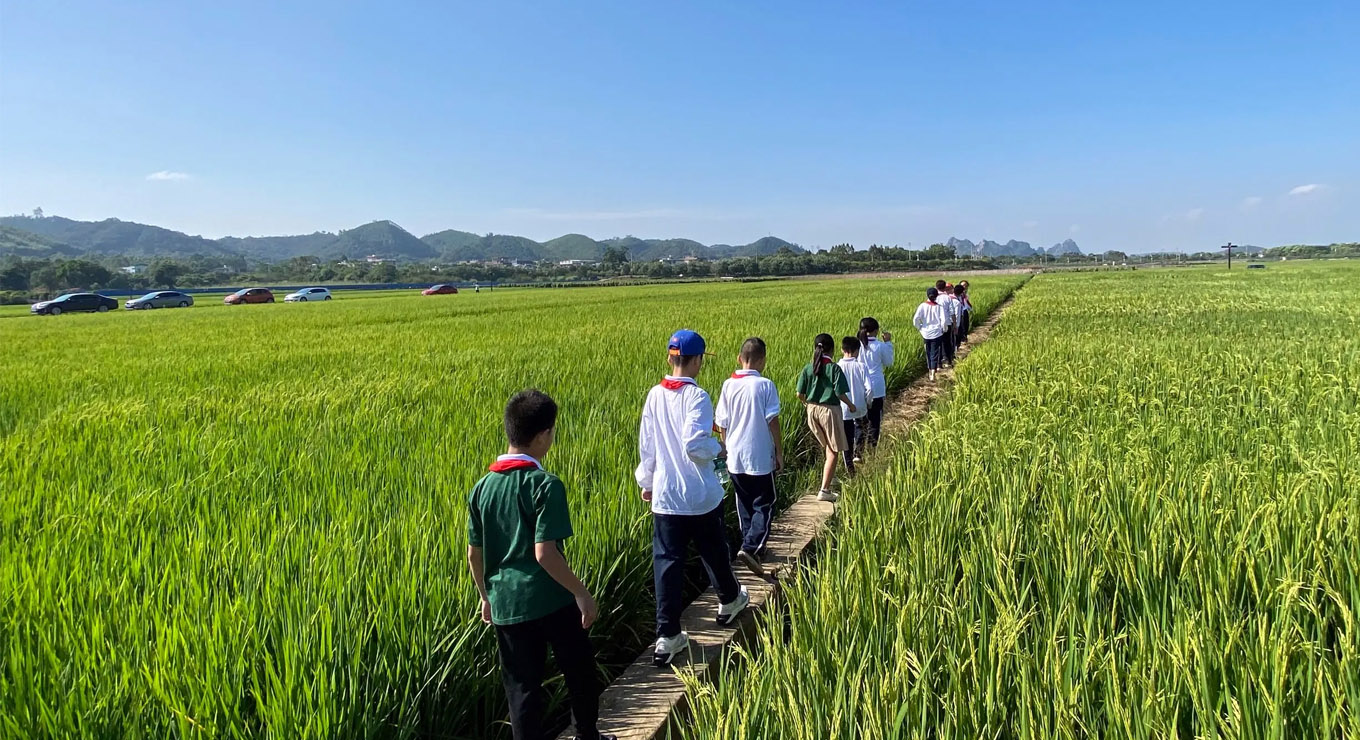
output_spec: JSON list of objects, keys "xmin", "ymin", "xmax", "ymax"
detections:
[{"xmin": 125, "ymin": 291, "xmax": 195, "ymax": 310}]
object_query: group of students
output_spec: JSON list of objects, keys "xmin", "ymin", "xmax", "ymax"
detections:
[
  {"xmin": 464, "ymin": 283, "xmax": 973, "ymax": 740},
  {"xmin": 912, "ymin": 279, "xmax": 973, "ymax": 380}
]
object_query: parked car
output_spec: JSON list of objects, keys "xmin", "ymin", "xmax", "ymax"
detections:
[
  {"xmin": 224, "ymin": 288, "xmax": 275, "ymax": 305},
  {"xmin": 422, "ymin": 284, "xmax": 459, "ymax": 295},
  {"xmin": 125, "ymin": 291, "xmax": 194, "ymax": 310},
  {"xmin": 284, "ymin": 287, "xmax": 332, "ymax": 302},
  {"xmin": 31, "ymin": 293, "xmax": 119, "ymax": 315}
]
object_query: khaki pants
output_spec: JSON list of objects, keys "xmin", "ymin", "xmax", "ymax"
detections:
[{"xmin": 806, "ymin": 403, "xmax": 848, "ymax": 452}]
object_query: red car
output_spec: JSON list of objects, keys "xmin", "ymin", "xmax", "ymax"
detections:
[
  {"xmin": 422, "ymin": 284, "xmax": 459, "ymax": 295},
  {"xmin": 224, "ymin": 288, "xmax": 275, "ymax": 305}
]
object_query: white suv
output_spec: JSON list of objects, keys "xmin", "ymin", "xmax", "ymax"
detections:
[{"xmin": 284, "ymin": 287, "xmax": 332, "ymax": 302}]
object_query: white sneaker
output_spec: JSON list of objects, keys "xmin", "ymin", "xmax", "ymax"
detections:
[
  {"xmin": 716, "ymin": 586, "xmax": 750, "ymax": 626},
  {"xmin": 852, "ymin": 455, "xmax": 862, "ymax": 464},
  {"xmin": 817, "ymin": 490, "xmax": 839, "ymax": 503},
  {"xmin": 652, "ymin": 632, "xmax": 689, "ymax": 667}
]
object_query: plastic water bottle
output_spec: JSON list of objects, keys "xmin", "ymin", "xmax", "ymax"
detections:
[{"xmin": 714, "ymin": 456, "xmax": 731, "ymax": 485}]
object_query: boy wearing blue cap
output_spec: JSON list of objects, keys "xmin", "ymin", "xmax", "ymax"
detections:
[{"xmin": 636, "ymin": 329, "xmax": 751, "ymax": 667}]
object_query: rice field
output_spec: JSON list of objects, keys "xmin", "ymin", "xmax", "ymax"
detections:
[
  {"xmin": 682, "ymin": 262, "xmax": 1360, "ymax": 739},
  {"xmin": 0, "ymin": 276, "xmax": 1022, "ymax": 738}
]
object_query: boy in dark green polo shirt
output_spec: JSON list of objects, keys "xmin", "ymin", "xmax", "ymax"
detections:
[{"xmin": 467, "ymin": 389, "xmax": 615, "ymax": 740}]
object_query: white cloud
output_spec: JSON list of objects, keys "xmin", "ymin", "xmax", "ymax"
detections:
[
  {"xmin": 1185, "ymin": 207, "xmax": 1204, "ymax": 222},
  {"xmin": 1069, "ymin": 224, "xmax": 1080, "ymax": 234},
  {"xmin": 1240, "ymin": 196, "xmax": 1263, "ymax": 211},
  {"xmin": 146, "ymin": 170, "xmax": 191, "ymax": 181},
  {"xmin": 1288, "ymin": 183, "xmax": 1326, "ymax": 196}
]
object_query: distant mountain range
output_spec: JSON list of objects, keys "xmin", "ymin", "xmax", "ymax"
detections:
[
  {"xmin": 0, "ymin": 215, "xmax": 805, "ymax": 263},
  {"xmin": 946, "ymin": 237, "xmax": 1084, "ymax": 258}
]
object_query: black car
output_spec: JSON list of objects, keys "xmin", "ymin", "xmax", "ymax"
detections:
[{"xmin": 30, "ymin": 293, "xmax": 120, "ymax": 315}]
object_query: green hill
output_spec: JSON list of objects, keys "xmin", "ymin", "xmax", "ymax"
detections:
[
  {"xmin": 542, "ymin": 234, "xmax": 603, "ymax": 261},
  {"xmin": 333, "ymin": 221, "xmax": 438, "ymax": 260},
  {"xmin": 0, "ymin": 215, "xmax": 808, "ymax": 264},
  {"xmin": 0, "ymin": 225, "xmax": 81, "ymax": 258},
  {"xmin": 0, "ymin": 215, "xmax": 232, "ymax": 258},
  {"xmin": 220, "ymin": 221, "xmax": 437, "ymax": 261},
  {"xmin": 217, "ymin": 232, "xmax": 339, "ymax": 260}
]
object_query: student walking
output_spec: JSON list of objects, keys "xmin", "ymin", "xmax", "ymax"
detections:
[
  {"xmin": 935, "ymin": 280, "xmax": 959, "ymax": 367},
  {"xmin": 837, "ymin": 336, "xmax": 874, "ymax": 469},
  {"xmin": 467, "ymin": 390, "xmax": 616, "ymax": 740},
  {"xmin": 796, "ymin": 333, "xmax": 857, "ymax": 502},
  {"xmin": 636, "ymin": 330, "xmax": 750, "ymax": 667},
  {"xmin": 954, "ymin": 283, "xmax": 972, "ymax": 349},
  {"xmin": 914, "ymin": 288, "xmax": 949, "ymax": 381},
  {"xmin": 856, "ymin": 317, "xmax": 894, "ymax": 450},
  {"xmin": 714, "ymin": 337, "xmax": 783, "ymax": 579}
]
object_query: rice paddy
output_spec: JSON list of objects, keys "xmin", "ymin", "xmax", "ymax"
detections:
[
  {"xmin": 0, "ymin": 276, "xmax": 1021, "ymax": 738},
  {"xmin": 682, "ymin": 262, "xmax": 1360, "ymax": 739}
]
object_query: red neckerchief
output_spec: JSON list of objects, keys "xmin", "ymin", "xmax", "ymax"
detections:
[
  {"xmin": 661, "ymin": 376, "xmax": 698, "ymax": 391},
  {"xmin": 489, "ymin": 459, "xmax": 538, "ymax": 473},
  {"xmin": 926, "ymin": 299, "xmax": 937, "ymax": 305},
  {"xmin": 812, "ymin": 354, "xmax": 833, "ymax": 373},
  {"xmin": 730, "ymin": 369, "xmax": 760, "ymax": 379}
]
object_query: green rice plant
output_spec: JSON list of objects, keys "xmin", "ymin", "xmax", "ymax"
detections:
[
  {"xmin": 682, "ymin": 262, "xmax": 1360, "ymax": 739},
  {"xmin": 0, "ymin": 276, "xmax": 1021, "ymax": 738}
]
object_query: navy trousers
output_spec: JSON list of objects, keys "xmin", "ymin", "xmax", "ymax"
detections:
[
  {"xmin": 924, "ymin": 335, "xmax": 946, "ymax": 370},
  {"xmin": 731, "ymin": 472, "xmax": 776, "ymax": 557},
  {"xmin": 653, "ymin": 505, "xmax": 741, "ymax": 638},
  {"xmin": 864, "ymin": 396, "xmax": 884, "ymax": 447}
]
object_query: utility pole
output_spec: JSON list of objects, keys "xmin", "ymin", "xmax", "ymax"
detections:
[{"xmin": 1221, "ymin": 242, "xmax": 1236, "ymax": 270}]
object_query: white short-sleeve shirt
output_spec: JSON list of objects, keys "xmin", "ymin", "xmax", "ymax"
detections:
[{"xmin": 714, "ymin": 370, "xmax": 782, "ymax": 476}]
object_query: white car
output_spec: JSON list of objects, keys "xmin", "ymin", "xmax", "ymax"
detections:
[{"xmin": 284, "ymin": 287, "xmax": 332, "ymax": 302}]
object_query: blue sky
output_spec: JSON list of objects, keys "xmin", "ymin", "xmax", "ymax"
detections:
[{"xmin": 1, "ymin": 0, "xmax": 1356, "ymax": 252}]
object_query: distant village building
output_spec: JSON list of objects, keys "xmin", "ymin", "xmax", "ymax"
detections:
[
  {"xmin": 120, "ymin": 265, "xmax": 147, "ymax": 275},
  {"xmin": 365, "ymin": 254, "xmax": 395, "ymax": 264},
  {"xmin": 558, "ymin": 259, "xmax": 598, "ymax": 267}
]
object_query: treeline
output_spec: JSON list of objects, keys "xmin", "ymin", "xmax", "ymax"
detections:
[
  {"xmin": 2, "ymin": 246, "xmax": 1002, "ymax": 301},
  {"xmin": 1264, "ymin": 243, "xmax": 1358, "ymax": 259},
  {"xmin": 3, "ymin": 242, "xmax": 1355, "ymax": 303}
]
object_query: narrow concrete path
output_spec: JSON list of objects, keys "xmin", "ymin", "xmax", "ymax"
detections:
[{"xmin": 560, "ymin": 290, "xmax": 1022, "ymax": 740}]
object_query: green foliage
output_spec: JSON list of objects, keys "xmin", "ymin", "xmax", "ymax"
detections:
[
  {"xmin": 0, "ymin": 215, "xmax": 231, "ymax": 258},
  {"xmin": 0, "ymin": 276, "xmax": 1022, "ymax": 737},
  {"xmin": 684, "ymin": 262, "xmax": 1360, "ymax": 738}
]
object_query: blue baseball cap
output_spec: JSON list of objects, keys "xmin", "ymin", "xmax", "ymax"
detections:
[{"xmin": 667, "ymin": 329, "xmax": 712, "ymax": 357}]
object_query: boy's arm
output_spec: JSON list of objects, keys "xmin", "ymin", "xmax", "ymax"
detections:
[
  {"xmin": 768, "ymin": 415, "xmax": 784, "ymax": 471},
  {"xmin": 534, "ymin": 543, "xmax": 598, "ymax": 628},
  {"xmin": 634, "ymin": 396, "xmax": 655, "ymax": 500},
  {"xmin": 683, "ymin": 392, "xmax": 723, "ymax": 463},
  {"xmin": 838, "ymin": 392, "xmax": 856, "ymax": 413},
  {"xmin": 833, "ymin": 367, "xmax": 855, "ymax": 413},
  {"xmin": 533, "ymin": 480, "xmax": 598, "ymax": 628},
  {"xmin": 466, "ymin": 489, "xmax": 491, "ymax": 624},
  {"xmin": 466, "ymin": 546, "xmax": 492, "ymax": 624},
  {"xmin": 763, "ymin": 383, "xmax": 783, "ymax": 470},
  {"xmin": 713, "ymin": 383, "xmax": 730, "ymax": 438}
]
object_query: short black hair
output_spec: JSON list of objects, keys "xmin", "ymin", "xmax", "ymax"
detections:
[
  {"xmin": 739, "ymin": 337, "xmax": 766, "ymax": 363},
  {"xmin": 841, "ymin": 336, "xmax": 860, "ymax": 354},
  {"xmin": 935, "ymin": 279, "xmax": 947, "ymax": 290},
  {"xmin": 504, "ymin": 389, "xmax": 557, "ymax": 447}
]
